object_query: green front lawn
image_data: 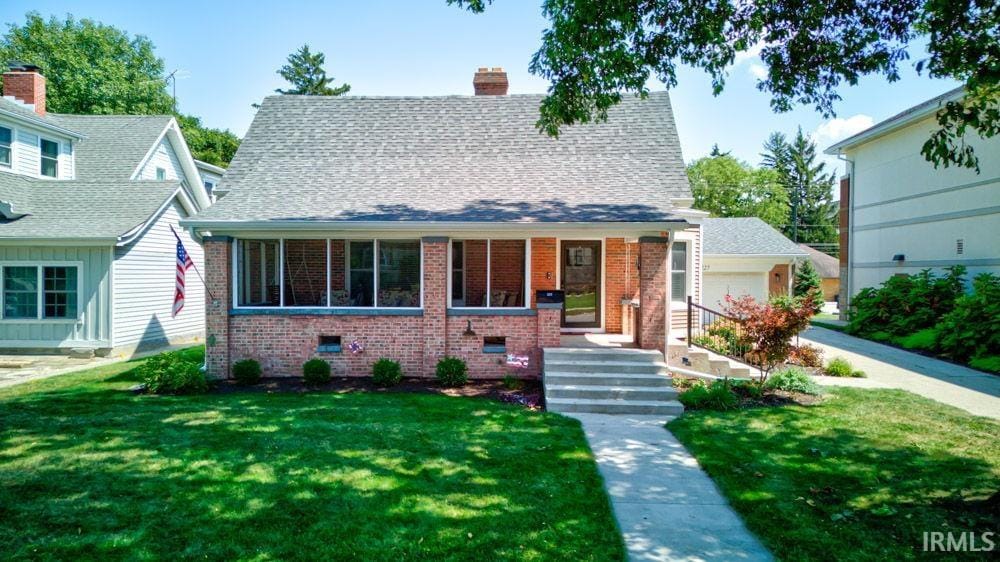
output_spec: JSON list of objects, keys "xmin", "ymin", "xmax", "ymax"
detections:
[
  {"xmin": 669, "ymin": 388, "xmax": 999, "ymax": 561},
  {"xmin": 0, "ymin": 349, "xmax": 623, "ymax": 560}
]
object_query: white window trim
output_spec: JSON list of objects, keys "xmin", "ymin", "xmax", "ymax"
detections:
[
  {"xmin": 0, "ymin": 261, "xmax": 83, "ymax": 323},
  {"xmin": 39, "ymin": 137, "xmax": 59, "ymax": 178},
  {"xmin": 232, "ymin": 237, "xmax": 423, "ymax": 311},
  {"xmin": 448, "ymin": 238, "xmax": 531, "ymax": 310}
]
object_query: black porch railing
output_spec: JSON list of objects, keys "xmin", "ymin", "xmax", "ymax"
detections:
[{"xmin": 686, "ymin": 296, "xmax": 755, "ymax": 366}]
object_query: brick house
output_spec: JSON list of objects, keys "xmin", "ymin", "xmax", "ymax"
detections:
[{"xmin": 183, "ymin": 68, "xmax": 710, "ymax": 380}]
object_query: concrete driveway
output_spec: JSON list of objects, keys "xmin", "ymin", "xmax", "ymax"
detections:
[{"xmin": 799, "ymin": 327, "xmax": 1000, "ymax": 419}]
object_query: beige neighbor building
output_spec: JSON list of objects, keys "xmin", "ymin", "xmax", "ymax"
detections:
[{"xmin": 826, "ymin": 87, "xmax": 1000, "ymax": 319}]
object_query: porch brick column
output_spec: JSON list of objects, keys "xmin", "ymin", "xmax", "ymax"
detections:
[
  {"xmin": 422, "ymin": 237, "xmax": 448, "ymax": 377},
  {"xmin": 203, "ymin": 236, "xmax": 232, "ymax": 379},
  {"xmin": 637, "ymin": 236, "xmax": 669, "ymax": 352},
  {"xmin": 529, "ymin": 238, "xmax": 557, "ymax": 308}
]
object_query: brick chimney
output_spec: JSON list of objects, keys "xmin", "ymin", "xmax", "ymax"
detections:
[
  {"xmin": 473, "ymin": 67, "xmax": 508, "ymax": 96},
  {"xmin": 3, "ymin": 62, "xmax": 46, "ymax": 116}
]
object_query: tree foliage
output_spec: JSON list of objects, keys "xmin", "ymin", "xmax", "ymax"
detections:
[
  {"xmin": 724, "ymin": 293, "xmax": 817, "ymax": 382},
  {"xmin": 0, "ymin": 12, "xmax": 240, "ymax": 166},
  {"xmin": 762, "ymin": 129, "xmax": 838, "ymax": 245},
  {"xmin": 275, "ymin": 44, "xmax": 351, "ymax": 96},
  {"xmin": 686, "ymin": 154, "xmax": 788, "ymax": 228},
  {"xmin": 450, "ymin": 0, "xmax": 999, "ymax": 171}
]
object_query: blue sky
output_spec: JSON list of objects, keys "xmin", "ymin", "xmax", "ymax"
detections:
[{"xmin": 4, "ymin": 1, "xmax": 959, "ymax": 175}]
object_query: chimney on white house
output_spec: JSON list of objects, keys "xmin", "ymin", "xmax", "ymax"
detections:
[
  {"xmin": 3, "ymin": 62, "xmax": 46, "ymax": 116},
  {"xmin": 473, "ymin": 67, "xmax": 508, "ymax": 96}
]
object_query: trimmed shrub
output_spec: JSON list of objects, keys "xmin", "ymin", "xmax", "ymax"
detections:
[
  {"xmin": 824, "ymin": 357, "xmax": 854, "ymax": 377},
  {"xmin": 139, "ymin": 352, "xmax": 208, "ymax": 395},
  {"xmin": 788, "ymin": 344, "xmax": 823, "ymax": 368},
  {"xmin": 732, "ymin": 380, "xmax": 763, "ymax": 400},
  {"xmin": 372, "ymin": 358, "xmax": 403, "ymax": 387},
  {"xmin": 232, "ymin": 359, "xmax": 262, "ymax": 385},
  {"xmin": 969, "ymin": 355, "xmax": 1000, "ymax": 374},
  {"xmin": 847, "ymin": 266, "xmax": 966, "ymax": 338},
  {"xmin": 303, "ymin": 358, "xmax": 331, "ymax": 385},
  {"xmin": 765, "ymin": 367, "xmax": 821, "ymax": 395},
  {"xmin": 678, "ymin": 379, "xmax": 738, "ymax": 411},
  {"xmin": 502, "ymin": 374, "xmax": 522, "ymax": 390},
  {"xmin": 435, "ymin": 356, "xmax": 468, "ymax": 387},
  {"xmin": 898, "ymin": 328, "xmax": 939, "ymax": 352},
  {"xmin": 936, "ymin": 273, "xmax": 1000, "ymax": 361}
]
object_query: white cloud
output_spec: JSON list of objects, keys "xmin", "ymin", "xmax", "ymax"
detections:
[
  {"xmin": 748, "ymin": 64, "xmax": 768, "ymax": 80},
  {"xmin": 734, "ymin": 42, "xmax": 766, "ymax": 65},
  {"xmin": 812, "ymin": 114, "xmax": 875, "ymax": 180}
]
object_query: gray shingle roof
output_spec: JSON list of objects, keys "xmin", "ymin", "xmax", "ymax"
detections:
[
  {"xmin": 701, "ymin": 217, "xmax": 808, "ymax": 256},
  {"xmin": 191, "ymin": 92, "xmax": 690, "ymax": 224},
  {"xmin": 798, "ymin": 244, "xmax": 839, "ymax": 278},
  {"xmin": 0, "ymin": 173, "xmax": 178, "ymax": 240},
  {"xmin": 0, "ymin": 97, "xmax": 85, "ymax": 138},
  {"xmin": 47, "ymin": 114, "xmax": 172, "ymax": 180}
]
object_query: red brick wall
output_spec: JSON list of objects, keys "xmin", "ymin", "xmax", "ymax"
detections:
[
  {"xmin": 769, "ymin": 264, "xmax": 791, "ymax": 296},
  {"xmin": 422, "ymin": 240, "xmax": 447, "ymax": 375},
  {"xmin": 330, "ymin": 240, "xmax": 345, "ymax": 292},
  {"xmin": 530, "ymin": 238, "xmax": 557, "ymax": 307},
  {"xmin": 605, "ymin": 238, "xmax": 627, "ymax": 333},
  {"xmin": 465, "ymin": 240, "xmax": 488, "ymax": 306},
  {"xmin": 204, "ymin": 238, "xmax": 231, "ymax": 378},
  {"xmin": 446, "ymin": 315, "xmax": 544, "ymax": 378},
  {"xmin": 489, "ymin": 239, "xmax": 526, "ymax": 307},
  {"xmin": 637, "ymin": 239, "xmax": 668, "ymax": 351}
]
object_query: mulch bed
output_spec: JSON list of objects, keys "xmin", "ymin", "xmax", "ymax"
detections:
[{"xmin": 210, "ymin": 377, "xmax": 545, "ymax": 410}]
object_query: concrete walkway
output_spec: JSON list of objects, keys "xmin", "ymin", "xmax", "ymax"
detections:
[
  {"xmin": 0, "ymin": 344, "xmax": 195, "ymax": 390},
  {"xmin": 800, "ymin": 327, "xmax": 1000, "ymax": 419},
  {"xmin": 570, "ymin": 413, "xmax": 772, "ymax": 562}
]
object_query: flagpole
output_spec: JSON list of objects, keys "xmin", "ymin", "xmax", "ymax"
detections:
[{"xmin": 171, "ymin": 225, "xmax": 216, "ymax": 301}]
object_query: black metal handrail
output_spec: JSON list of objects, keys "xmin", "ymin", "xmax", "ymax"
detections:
[{"xmin": 686, "ymin": 296, "xmax": 756, "ymax": 366}]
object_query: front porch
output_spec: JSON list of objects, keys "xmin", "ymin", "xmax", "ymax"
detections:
[{"xmin": 202, "ymin": 232, "xmax": 689, "ymax": 379}]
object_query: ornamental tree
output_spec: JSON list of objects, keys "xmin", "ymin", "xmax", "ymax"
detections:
[{"xmin": 723, "ymin": 293, "xmax": 816, "ymax": 383}]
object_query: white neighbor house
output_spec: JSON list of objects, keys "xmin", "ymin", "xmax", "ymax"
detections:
[
  {"xmin": 0, "ymin": 63, "xmax": 212, "ymax": 356},
  {"xmin": 826, "ymin": 87, "xmax": 1000, "ymax": 318}
]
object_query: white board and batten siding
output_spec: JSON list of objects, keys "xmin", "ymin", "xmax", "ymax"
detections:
[
  {"xmin": 136, "ymin": 137, "xmax": 183, "ymax": 180},
  {"xmin": 0, "ymin": 246, "xmax": 111, "ymax": 348},
  {"xmin": 112, "ymin": 199, "xmax": 205, "ymax": 350}
]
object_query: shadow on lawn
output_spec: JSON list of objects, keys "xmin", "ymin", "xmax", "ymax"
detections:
[
  {"xmin": 0, "ymin": 383, "xmax": 623, "ymax": 561},
  {"xmin": 669, "ymin": 394, "xmax": 999, "ymax": 561}
]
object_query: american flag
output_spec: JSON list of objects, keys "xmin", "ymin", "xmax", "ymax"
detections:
[{"xmin": 173, "ymin": 236, "xmax": 194, "ymax": 317}]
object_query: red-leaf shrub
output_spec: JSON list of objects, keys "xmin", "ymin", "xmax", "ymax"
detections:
[{"xmin": 723, "ymin": 293, "xmax": 816, "ymax": 383}]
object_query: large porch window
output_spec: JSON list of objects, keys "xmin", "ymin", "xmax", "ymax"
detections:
[
  {"xmin": 235, "ymin": 238, "xmax": 421, "ymax": 308},
  {"xmin": 450, "ymin": 239, "xmax": 527, "ymax": 308}
]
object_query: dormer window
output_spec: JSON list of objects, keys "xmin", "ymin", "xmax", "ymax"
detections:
[
  {"xmin": 0, "ymin": 126, "xmax": 11, "ymax": 168},
  {"xmin": 40, "ymin": 138, "xmax": 58, "ymax": 178}
]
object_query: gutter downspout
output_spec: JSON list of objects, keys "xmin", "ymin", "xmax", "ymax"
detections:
[{"xmin": 836, "ymin": 153, "xmax": 855, "ymax": 319}]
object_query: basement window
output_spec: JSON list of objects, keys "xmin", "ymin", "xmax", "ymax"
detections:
[
  {"xmin": 317, "ymin": 335, "xmax": 342, "ymax": 353},
  {"xmin": 483, "ymin": 336, "xmax": 506, "ymax": 354}
]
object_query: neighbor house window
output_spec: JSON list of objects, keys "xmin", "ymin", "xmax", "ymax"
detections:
[
  {"xmin": 2, "ymin": 265, "xmax": 79, "ymax": 320},
  {"xmin": 671, "ymin": 241, "xmax": 688, "ymax": 302},
  {"xmin": 237, "ymin": 240, "xmax": 280, "ymax": 306},
  {"xmin": 156, "ymin": 167, "xmax": 166, "ymax": 180},
  {"xmin": 0, "ymin": 126, "xmax": 11, "ymax": 167},
  {"xmin": 40, "ymin": 139, "xmax": 58, "ymax": 177},
  {"xmin": 234, "ymin": 238, "xmax": 422, "ymax": 308},
  {"xmin": 450, "ymin": 239, "xmax": 527, "ymax": 308}
]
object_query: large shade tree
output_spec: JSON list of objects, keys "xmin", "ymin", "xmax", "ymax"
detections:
[
  {"xmin": 686, "ymin": 154, "xmax": 789, "ymax": 228},
  {"xmin": 451, "ymin": 0, "xmax": 999, "ymax": 171},
  {"xmin": 762, "ymin": 128, "xmax": 838, "ymax": 245},
  {"xmin": 0, "ymin": 12, "xmax": 240, "ymax": 166},
  {"xmin": 275, "ymin": 45, "xmax": 351, "ymax": 96}
]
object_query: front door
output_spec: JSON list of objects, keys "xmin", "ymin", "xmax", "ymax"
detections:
[{"xmin": 561, "ymin": 241, "xmax": 601, "ymax": 328}]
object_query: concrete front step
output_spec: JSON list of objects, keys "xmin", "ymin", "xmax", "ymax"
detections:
[
  {"xmin": 546, "ymin": 397, "xmax": 685, "ymax": 416},
  {"xmin": 544, "ymin": 347, "xmax": 664, "ymax": 363},
  {"xmin": 546, "ymin": 384, "xmax": 679, "ymax": 401},
  {"xmin": 545, "ymin": 371, "xmax": 673, "ymax": 387},
  {"xmin": 545, "ymin": 359, "xmax": 669, "ymax": 375}
]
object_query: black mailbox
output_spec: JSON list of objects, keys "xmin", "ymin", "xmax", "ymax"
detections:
[{"xmin": 536, "ymin": 290, "xmax": 564, "ymax": 304}]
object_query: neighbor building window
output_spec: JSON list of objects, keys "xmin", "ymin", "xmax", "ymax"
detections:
[
  {"xmin": 237, "ymin": 240, "xmax": 280, "ymax": 306},
  {"xmin": 43, "ymin": 266, "xmax": 78, "ymax": 319},
  {"xmin": 2, "ymin": 265, "xmax": 79, "ymax": 320},
  {"xmin": 450, "ymin": 239, "xmax": 527, "ymax": 308},
  {"xmin": 671, "ymin": 241, "xmax": 688, "ymax": 302},
  {"xmin": 40, "ymin": 139, "xmax": 58, "ymax": 177},
  {"xmin": 0, "ymin": 126, "xmax": 11, "ymax": 167},
  {"xmin": 156, "ymin": 167, "xmax": 166, "ymax": 180}
]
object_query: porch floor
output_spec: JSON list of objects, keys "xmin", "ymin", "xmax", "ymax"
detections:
[{"xmin": 559, "ymin": 333, "xmax": 636, "ymax": 349}]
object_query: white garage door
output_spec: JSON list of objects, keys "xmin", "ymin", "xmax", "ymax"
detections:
[{"xmin": 702, "ymin": 273, "xmax": 768, "ymax": 310}]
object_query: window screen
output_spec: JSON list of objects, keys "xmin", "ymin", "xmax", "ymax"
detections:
[{"xmin": 671, "ymin": 242, "xmax": 688, "ymax": 302}]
